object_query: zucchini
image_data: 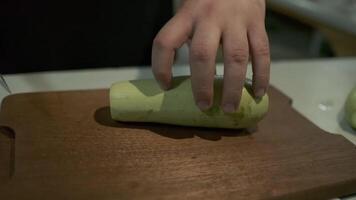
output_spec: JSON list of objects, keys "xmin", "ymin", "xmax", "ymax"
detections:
[{"xmin": 110, "ymin": 76, "xmax": 268, "ymax": 129}]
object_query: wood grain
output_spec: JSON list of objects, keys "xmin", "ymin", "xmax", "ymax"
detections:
[{"xmin": 0, "ymin": 87, "xmax": 355, "ymax": 200}]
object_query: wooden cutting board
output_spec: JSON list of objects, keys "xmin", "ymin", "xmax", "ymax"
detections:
[{"xmin": 0, "ymin": 87, "xmax": 355, "ymax": 200}]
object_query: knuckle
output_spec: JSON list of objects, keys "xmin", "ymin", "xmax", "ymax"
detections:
[
  {"xmin": 200, "ymin": 1, "xmax": 216, "ymax": 16},
  {"xmin": 191, "ymin": 47, "xmax": 213, "ymax": 63},
  {"xmin": 153, "ymin": 35, "xmax": 171, "ymax": 50},
  {"xmin": 253, "ymin": 40, "xmax": 270, "ymax": 57},
  {"xmin": 226, "ymin": 47, "xmax": 249, "ymax": 64}
]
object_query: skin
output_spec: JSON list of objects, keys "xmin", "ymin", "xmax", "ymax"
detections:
[{"xmin": 151, "ymin": 0, "xmax": 270, "ymax": 113}]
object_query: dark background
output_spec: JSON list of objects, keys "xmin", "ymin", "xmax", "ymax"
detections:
[{"xmin": 0, "ymin": 0, "xmax": 173, "ymax": 74}]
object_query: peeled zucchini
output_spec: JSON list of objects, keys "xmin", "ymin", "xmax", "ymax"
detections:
[{"xmin": 110, "ymin": 76, "xmax": 268, "ymax": 129}]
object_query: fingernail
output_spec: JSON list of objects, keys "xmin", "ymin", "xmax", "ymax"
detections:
[
  {"xmin": 223, "ymin": 103, "xmax": 236, "ymax": 113},
  {"xmin": 255, "ymin": 88, "xmax": 266, "ymax": 99},
  {"xmin": 197, "ymin": 101, "xmax": 210, "ymax": 111}
]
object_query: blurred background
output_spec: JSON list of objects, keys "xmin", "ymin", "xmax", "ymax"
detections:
[{"xmin": 1, "ymin": 0, "xmax": 356, "ymax": 74}]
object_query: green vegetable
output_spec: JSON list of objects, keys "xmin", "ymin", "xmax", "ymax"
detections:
[
  {"xmin": 345, "ymin": 87, "xmax": 356, "ymax": 129},
  {"xmin": 110, "ymin": 76, "xmax": 269, "ymax": 129}
]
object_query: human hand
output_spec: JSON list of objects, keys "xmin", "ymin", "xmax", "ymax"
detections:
[{"xmin": 151, "ymin": 0, "xmax": 270, "ymax": 113}]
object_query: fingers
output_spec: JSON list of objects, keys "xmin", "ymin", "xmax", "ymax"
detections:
[
  {"xmin": 152, "ymin": 13, "xmax": 193, "ymax": 90},
  {"xmin": 189, "ymin": 22, "xmax": 221, "ymax": 111},
  {"xmin": 248, "ymin": 25, "xmax": 270, "ymax": 98},
  {"xmin": 221, "ymin": 26, "xmax": 249, "ymax": 113}
]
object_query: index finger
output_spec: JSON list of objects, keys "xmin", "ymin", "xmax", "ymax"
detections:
[{"xmin": 152, "ymin": 13, "xmax": 193, "ymax": 90}]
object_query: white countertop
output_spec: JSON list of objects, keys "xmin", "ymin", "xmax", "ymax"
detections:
[
  {"xmin": 1, "ymin": 58, "xmax": 356, "ymax": 199},
  {"xmin": 268, "ymin": 0, "xmax": 356, "ymax": 35}
]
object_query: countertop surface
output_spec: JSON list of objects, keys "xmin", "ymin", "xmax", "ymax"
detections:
[
  {"xmin": 1, "ymin": 58, "xmax": 356, "ymax": 199},
  {"xmin": 268, "ymin": 0, "xmax": 356, "ymax": 35}
]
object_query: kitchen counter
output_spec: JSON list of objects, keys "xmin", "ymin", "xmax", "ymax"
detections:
[
  {"xmin": 1, "ymin": 58, "xmax": 356, "ymax": 199},
  {"xmin": 268, "ymin": 0, "xmax": 356, "ymax": 35},
  {"xmin": 267, "ymin": 0, "xmax": 356, "ymax": 57}
]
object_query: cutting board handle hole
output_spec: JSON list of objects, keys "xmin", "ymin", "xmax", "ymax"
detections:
[
  {"xmin": 0, "ymin": 125, "xmax": 15, "ymax": 179},
  {"xmin": 0, "ymin": 126, "xmax": 15, "ymax": 139}
]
